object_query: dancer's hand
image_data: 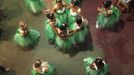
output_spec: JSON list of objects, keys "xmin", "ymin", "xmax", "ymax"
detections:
[
  {"xmin": 97, "ymin": 7, "xmax": 101, "ymax": 11},
  {"xmin": 42, "ymin": 9, "xmax": 50, "ymax": 14}
]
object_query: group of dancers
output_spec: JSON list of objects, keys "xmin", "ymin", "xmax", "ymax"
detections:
[
  {"xmin": 15, "ymin": 0, "xmax": 89, "ymax": 49},
  {"xmin": 0, "ymin": 0, "xmax": 133, "ymax": 75},
  {"xmin": 14, "ymin": 0, "xmax": 110, "ymax": 75},
  {"xmin": 13, "ymin": 0, "xmax": 134, "ymax": 49},
  {"xmin": 30, "ymin": 57, "xmax": 108, "ymax": 75},
  {"xmin": 45, "ymin": 0, "xmax": 89, "ymax": 49}
]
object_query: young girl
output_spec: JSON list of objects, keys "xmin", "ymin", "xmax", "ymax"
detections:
[
  {"xmin": 32, "ymin": 58, "xmax": 55, "ymax": 75},
  {"xmin": 45, "ymin": 13, "xmax": 60, "ymax": 44},
  {"xmin": 14, "ymin": 21, "xmax": 40, "ymax": 48},
  {"xmin": 54, "ymin": 23, "xmax": 76, "ymax": 49},
  {"xmin": 68, "ymin": 0, "xmax": 81, "ymax": 26},
  {"xmin": 71, "ymin": 16, "xmax": 89, "ymax": 44},
  {"xmin": 96, "ymin": 0, "xmax": 121, "ymax": 29},
  {"xmin": 83, "ymin": 57, "xmax": 109, "ymax": 75},
  {"xmin": 51, "ymin": 0, "xmax": 69, "ymax": 26}
]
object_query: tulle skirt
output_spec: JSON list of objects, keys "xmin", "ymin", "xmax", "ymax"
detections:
[
  {"xmin": 83, "ymin": 57, "xmax": 109, "ymax": 75},
  {"xmin": 96, "ymin": 6, "xmax": 121, "ymax": 29},
  {"xmin": 14, "ymin": 29, "xmax": 40, "ymax": 47}
]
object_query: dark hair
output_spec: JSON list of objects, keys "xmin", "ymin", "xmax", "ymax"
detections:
[
  {"xmin": 46, "ymin": 13, "xmax": 55, "ymax": 19},
  {"xmin": 59, "ymin": 23, "xmax": 67, "ymax": 30},
  {"xmin": 71, "ymin": 0, "xmax": 78, "ymax": 6},
  {"xmin": 33, "ymin": 59, "xmax": 42, "ymax": 68},
  {"xmin": 56, "ymin": 0, "xmax": 62, "ymax": 3},
  {"xmin": 94, "ymin": 58, "xmax": 104, "ymax": 70},
  {"xmin": 76, "ymin": 16, "xmax": 82, "ymax": 25},
  {"xmin": 103, "ymin": 0, "xmax": 112, "ymax": 8}
]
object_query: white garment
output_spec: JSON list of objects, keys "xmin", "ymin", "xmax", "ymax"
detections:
[
  {"xmin": 33, "ymin": 62, "xmax": 48, "ymax": 74},
  {"xmin": 122, "ymin": 0, "xmax": 131, "ymax": 3},
  {"xmin": 74, "ymin": 23, "xmax": 81, "ymax": 29},
  {"xmin": 70, "ymin": 8, "xmax": 80, "ymax": 16},
  {"xmin": 56, "ymin": 7, "xmax": 66, "ymax": 14},
  {"xmin": 19, "ymin": 29, "xmax": 24, "ymax": 34}
]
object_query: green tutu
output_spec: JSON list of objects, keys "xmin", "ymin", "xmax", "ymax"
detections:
[
  {"xmin": 44, "ymin": 18, "xmax": 62, "ymax": 42},
  {"xmin": 74, "ymin": 26, "xmax": 88, "ymax": 43},
  {"xmin": 31, "ymin": 64, "xmax": 55, "ymax": 75},
  {"xmin": 45, "ymin": 20, "xmax": 56, "ymax": 43},
  {"xmin": 69, "ymin": 22, "xmax": 89, "ymax": 44},
  {"xmin": 55, "ymin": 8, "xmax": 69, "ymax": 27},
  {"xmin": 54, "ymin": 27, "xmax": 88, "ymax": 49},
  {"xmin": 14, "ymin": 29, "xmax": 40, "ymax": 47},
  {"xmin": 25, "ymin": 0, "xmax": 45, "ymax": 13},
  {"xmin": 67, "ymin": 10, "xmax": 77, "ymax": 28},
  {"xmin": 68, "ymin": 15, "xmax": 76, "ymax": 27},
  {"xmin": 83, "ymin": 57, "xmax": 109, "ymax": 75},
  {"xmin": 45, "ymin": 23, "xmax": 76, "ymax": 49},
  {"xmin": 96, "ymin": 6, "xmax": 121, "ymax": 29},
  {"xmin": 55, "ymin": 35, "xmax": 75, "ymax": 49}
]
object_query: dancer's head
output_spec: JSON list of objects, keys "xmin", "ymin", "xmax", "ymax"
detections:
[
  {"xmin": 90, "ymin": 57, "xmax": 105, "ymax": 70},
  {"xmin": 76, "ymin": 16, "xmax": 82, "ymax": 25},
  {"xmin": 47, "ymin": 13, "xmax": 55, "ymax": 20},
  {"xmin": 71, "ymin": 0, "xmax": 78, "ymax": 6},
  {"xmin": 56, "ymin": 0, "xmax": 62, "ymax": 3},
  {"xmin": 33, "ymin": 59, "xmax": 42, "ymax": 68},
  {"xmin": 103, "ymin": 0, "xmax": 112, "ymax": 8},
  {"xmin": 19, "ymin": 21, "xmax": 27, "ymax": 28},
  {"xmin": 60, "ymin": 23, "xmax": 67, "ymax": 30}
]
